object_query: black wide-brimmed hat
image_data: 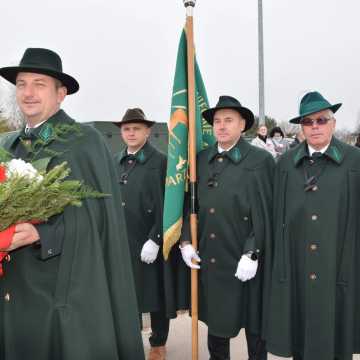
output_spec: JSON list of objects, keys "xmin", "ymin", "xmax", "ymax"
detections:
[
  {"xmin": 289, "ymin": 91, "xmax": 342, "ymax": 124},
  {"xmin": 0, "ymin": 48, "xmax": 79, "ymax": 94},
  {"xmin": 202, "ymin": 95, "xmax": 255, "ymax": 131},
  {"xmin": 114, "ymin": 108, "xmax": 155, "ymax": 128}
]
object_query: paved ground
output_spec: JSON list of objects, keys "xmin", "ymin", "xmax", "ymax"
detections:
[{"xmin": 142, "ymin": 313, "xmax": 360, "ymax": 360}]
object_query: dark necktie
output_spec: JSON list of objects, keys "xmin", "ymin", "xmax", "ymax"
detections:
[
  {"xmin": 312, "ymin": 151, "xmax": 323, "ymax": 159},
  {"xmin": 120, "ymin": 155, "xmax": 137, "ymax": 184},
  {"xmin": 124, "ymin": 154, "xmax": 137, "ymax": 172},
  {"xmin": 21, "ymin": 128, "xmax": 35, "ymax": 140},
  {"xmin": 126, "ymin": 154, "xmax": 136, "ymax": 160}
]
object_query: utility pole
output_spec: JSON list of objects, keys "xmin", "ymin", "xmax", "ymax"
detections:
[{"xmin": 258, "ymin": 0, "xmax": 265, "ymax": 125}]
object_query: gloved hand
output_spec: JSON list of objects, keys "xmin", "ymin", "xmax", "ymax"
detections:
[
  {"xmin": 180, "ymin": 244, "xmax": 201, "ymax": 269},
  {"xmin": 234, "ymin": 254, "xmax": 258, "ymax": 282},
  {"xmin": 140, "ymin": 239, "xmax": 160, "ymax": 264}
]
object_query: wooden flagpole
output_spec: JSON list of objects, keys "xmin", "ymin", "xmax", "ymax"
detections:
[{"xmin": 183, "ymin": 1, "xmax": 198, "ymax": 359}]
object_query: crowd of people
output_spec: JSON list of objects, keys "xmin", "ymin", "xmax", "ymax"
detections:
[
  {"xmin": 251, "ymin": 124, "xmax": 303, "ymax": 160},
  {"xmin": 0, "ymin": 47, "xmax": 359, "ymax": 360}
]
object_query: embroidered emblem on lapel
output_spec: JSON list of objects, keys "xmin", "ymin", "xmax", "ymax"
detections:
[
  {"xmin": 230, "ymin": 147, "xmax": 241, "ymax": 163},
  {"xmin": 137, "ymin": 150, "xmax": 146, "ymax": 163},
  {"xmin": 38, "ymin": 124, "xmax": 54, "ymax": 143}
]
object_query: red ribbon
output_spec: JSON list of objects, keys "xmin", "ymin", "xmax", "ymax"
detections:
[
  {"xmin": 0, "ymin": 225, "xmax": 16, "ymax": 276},
  {"xmin": 0, "ymin": 165, "xmax": 10, "ymax": 275},
  {"xmin": 0, "ymin": 166, "xmax": 42, "ymax": 276},
  {"xmin": 0, "ymin": 165, "xmax": 6, "ymax": 183}
]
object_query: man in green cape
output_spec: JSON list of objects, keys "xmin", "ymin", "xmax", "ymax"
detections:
[
  {"xmin": 265, "ymin": 91, "xmax": 360, "ymax": 360},
  {"xmin": 180, "ymin": 96, "xmax": 274, "ymax": 360},
  {"xmin": 114, "ymin": 108, "xmax": 187, "ymax": 360},
  {"xmin": 0, "ymin": 48, "xmax": 144, "ymax": 360}
]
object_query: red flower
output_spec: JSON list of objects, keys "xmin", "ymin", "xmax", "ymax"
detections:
[{"xmin": 0, "ymin": 165, "xmax": 6, "ymax": 183}]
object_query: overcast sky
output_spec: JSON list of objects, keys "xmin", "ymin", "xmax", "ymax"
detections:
[{"xmin": 1, "ymin": 0, "xmax": 359, "ymax": 130}]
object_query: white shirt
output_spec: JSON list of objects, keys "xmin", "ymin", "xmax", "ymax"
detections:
[
  {"xmin": 25, "ymin": 119, "xmax": 47, "ymax": 133},
  {"xmin": 127, "ymin": 141, "xmax": 147, "ymax": 155},
  {"xmin": 218, "ymin": 143, "xmax": 237, "ymax": 153},
  {"xmin": 308, "ymin": 144, "xmax": 330, "ymax": 157},
  {"xmin": 127, "ymin": 149, "xmax": 139, "ymax": 155}
]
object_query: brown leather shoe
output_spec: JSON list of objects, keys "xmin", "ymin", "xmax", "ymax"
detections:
[{"xmin": 147, "ymin": 346, "xmax": 166, "ymax": 360}]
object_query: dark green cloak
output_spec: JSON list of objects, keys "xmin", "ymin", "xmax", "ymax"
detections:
[
  {"xmin": 0, "ymin": 110, "xmax": 145, "ymax": 360},
  {"xmin": 265, "ymin": 137, "xmax": 360, "ymax": 360},
  {"xmin": 114, "ymin": 142, "xmax": 189, "ymax": 318},
  {"xmin": 193, "ymin": 138, "xmax": 274, "ymax": 338}
]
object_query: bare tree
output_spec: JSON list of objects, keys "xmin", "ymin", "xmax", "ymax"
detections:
[
  {"xmin": 246, "ymin": 115, "xmax": 278, "ymax": 137},
  {"xmin": 335, "ymin": 128, "xmax": 355, "ymax": 145},
  {"xmin": 0, "ymin": 78, "xmax": 25, "ymax": 130},
  {"xmin": 277, "ymin": 120, "xmax": 299, "ymax": 137},
  {"xmin": 355, "ymin": 109, "xmax": 360, "ymax": 134}
]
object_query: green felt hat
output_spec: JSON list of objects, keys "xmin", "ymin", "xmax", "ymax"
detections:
[
  {"xmin": 202, "ymin": 95, "xmax": 255, "ymax": 131},
  {"xmin": 0, "ymin": 48, "xmax": 79, "ymax": 94},
  {"xmin": 290, "ymin": 91, "xmax": 342, "ymax": 124}
]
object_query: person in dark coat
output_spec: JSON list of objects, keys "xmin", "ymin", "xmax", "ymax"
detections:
[
  {"xmin": 354, "ymin": 133, "xmax": 360, "ymax": 148},
  {"xmin": 265, "ymin": 91, "xmax": 360, "ymax": 360},
  {"xmin": 0, "ymin": 48, "xmax": 144, "ymax": 359},
  {"xmin": 289, "ymin": 128, "xmax": 305, "ymax": 148},
  {"xmin": 114, "ymin": 108, "xmax": 186, "ymax": 360},
  {"xmin": 180, "ymin": 96, "xmax": 275, "ymax": 360}
]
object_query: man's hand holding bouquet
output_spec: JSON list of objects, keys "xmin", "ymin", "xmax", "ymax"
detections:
[{"xmin": 0, "ymin": 148, "xmax": 104, "ymax": 274}]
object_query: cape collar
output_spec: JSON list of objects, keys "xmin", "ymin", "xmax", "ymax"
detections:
[
  {"xmin": 12, "ymin": 109, "xmax": 73, "ymax": 148},
  {"xmin": 208, "ymin": 137, "xmax": 250, "ymax": 164},
  {"xmin": 293, "ymin": 137, "xmax": 344, "ymax": 166},
  {"xmin": 119, "ymin": 141, "xmax": 154, "ymax": 164}
]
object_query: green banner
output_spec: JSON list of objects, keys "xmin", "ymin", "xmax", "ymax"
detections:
[{"xmin": 163, "ymin": 30, "xmax": 214, "ymax": 260}]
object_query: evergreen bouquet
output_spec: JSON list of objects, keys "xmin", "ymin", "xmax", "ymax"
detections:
[{"xmin": 0, "ymin": 147, "xmax": 105, "ymax": 267}]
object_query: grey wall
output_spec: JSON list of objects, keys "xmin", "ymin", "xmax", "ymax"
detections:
[{"xmin": 88, "ymin": 122, "xmax": 169, "ymax": 155}]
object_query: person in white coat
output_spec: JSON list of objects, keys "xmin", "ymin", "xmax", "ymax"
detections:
[{"xmin": 251, "ymin": 125, "xmax": 277, "ymax": 158}]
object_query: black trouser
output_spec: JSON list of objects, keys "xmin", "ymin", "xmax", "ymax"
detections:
[
  {"xmin": 208, "ymin": 330, "xmax": 267, "ymax": 360},
  {"xmin": 293, "ymin": 356, "xmax": 342, "ymax": 360},
  {"xmin": 293, "ymin": 355, "xmax": 302, "ymax": 360},
  {"xmin": 141, "ymin": 311, "xmax": 170, "ymax": 347}
]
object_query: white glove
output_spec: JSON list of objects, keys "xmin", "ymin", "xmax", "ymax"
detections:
[
  {"xmin": 140, "ymin": 239, "xmax": 160, "ymax": 264},
  {"xmin": 234, "ymin": 254, "xmax": 258, "ymax": 282},
  {"xmin": 180, "ymin": 244, "xmax": 201, "ymax": 269}
]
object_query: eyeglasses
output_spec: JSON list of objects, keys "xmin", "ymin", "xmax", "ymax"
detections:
[{"xmin": 300, "ymin": 116, "xmax": 333, "ymax": 127}]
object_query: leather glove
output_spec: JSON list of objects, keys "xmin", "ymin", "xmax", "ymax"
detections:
[
  {"xmin": 180, "ymin": 244, "xmax": 201, "ymax": 269},
  {"xmin": 140, "ymin": 239, "xmax": 160, "ymax": 264},
  {"xmin": 234, "ymin": 254, "xmax": 258, "ymax": 282}
]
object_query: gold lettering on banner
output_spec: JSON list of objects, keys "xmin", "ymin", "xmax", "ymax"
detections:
[
  {"xmin": 166, "ymin": 176, "xmax": 177, "ymax": 186},
  {"xmin": 197, "ymin": 92, "xmax": 213, "ymax": 139},
  {"xmin": 175, "ymin": 173, "xmax": 183, "ymax": 183},
  {"xmin": 197, "ymin": 93, "xmax": 208, "ymax": 112},
  {"xmin": 166, "ymin": 168, "xmax": 187, "ymax": 187}
]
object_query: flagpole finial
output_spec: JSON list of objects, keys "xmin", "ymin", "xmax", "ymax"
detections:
[{"xmin": 183, "ymin": 0, "xmax": 196, "ymax": 7}]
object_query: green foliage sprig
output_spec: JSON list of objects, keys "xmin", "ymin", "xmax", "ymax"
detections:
[
  {"xmin": 25, "ymin": 122, "xmax": 82, "ymax": 162},
  {"xmin": 0, "ymin": 161, "xmax": 106, "ymax": 231}
]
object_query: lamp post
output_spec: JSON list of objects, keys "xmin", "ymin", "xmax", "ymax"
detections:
[{"xmin": 258, "ymin": 0, "xmax": 265, "ymax": 125}]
